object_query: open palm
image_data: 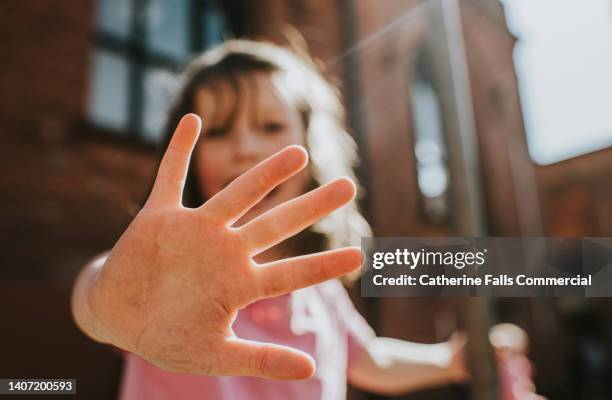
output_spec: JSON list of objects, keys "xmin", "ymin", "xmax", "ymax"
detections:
[{"xmin": 87, "ymin": 114, "xmax": 361, "ymax": 380}]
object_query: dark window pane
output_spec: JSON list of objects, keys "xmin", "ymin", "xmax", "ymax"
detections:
[
  {"xmin": 145, "ymin": 0, "xmax": 189, "ymax": 61},
  {"xmin": 89, "ymin": 0, "xmax": 231, "ymax": 139},
  {"xmin": 97, "ymin": 0, "xmax": 133, "ymax": 39},
  {"xmin": 88, "ymin": 50, "xmax": 130, "ymax": 132},
  {"xmin": 202, "ymin": 1, "xmax": 226, "ymax": 48}
]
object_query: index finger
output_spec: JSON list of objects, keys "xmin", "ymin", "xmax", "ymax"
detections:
[{"xmin": 145, "ymin": 114, "xmax": 202, "ymax": 209}]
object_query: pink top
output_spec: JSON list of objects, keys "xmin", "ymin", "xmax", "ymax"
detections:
[{"xmin": 118, "ymin": 280, "xmax": 375, "ymax": 400}]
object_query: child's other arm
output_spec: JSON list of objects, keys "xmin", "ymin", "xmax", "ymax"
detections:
[{"xmin": 347, "ymin": 336, "xmax": 465, "ymax": 395}]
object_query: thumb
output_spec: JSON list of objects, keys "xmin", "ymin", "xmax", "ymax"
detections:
[{"xmin": 220, "ymin": 338, "xmax": 315, "ymax": 380}]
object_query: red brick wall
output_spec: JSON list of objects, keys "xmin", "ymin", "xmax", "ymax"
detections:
[
  {"xmin": 0, "ymin": 2, "xmax": 155, "ymax": 398},
  {"xmin": 537, "ymin": 147, "xmax": 612, "ymax": 236},
  {"xmin": 0, "ymin": 1, "xmax": 92, "ymax": 125}
]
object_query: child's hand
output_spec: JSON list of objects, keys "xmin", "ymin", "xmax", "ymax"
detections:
[
  {"xmin": 448, "ymin": 331, "xmax": 471, "ymax": 383},
  {"xmin": 450, "ymin": 324, "xmax": 546, "ymax": 400},
  {"xmin": 86, "ymin": 114, "xmax": 361, "ymax": 380}
]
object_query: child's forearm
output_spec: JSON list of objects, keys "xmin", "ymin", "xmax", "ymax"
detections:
[
  {"xmin": 71, "ymin": 253, "xmax": 113, "ymax": 345},
  {"xmin": 348, "ymin": 337, "xmax": 461, "ymax": 395}
]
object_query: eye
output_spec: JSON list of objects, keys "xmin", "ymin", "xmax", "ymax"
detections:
[
  {"xmin": 262, "ymin": 121, "xmax": 285, "ymax": 134},
  {"xmin": 206, "ymin": 127, "xmax": 227, "ymax": 139}
]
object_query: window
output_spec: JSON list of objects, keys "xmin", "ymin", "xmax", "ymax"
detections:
[{"xmin": 87, "ymin": 0, "xmax": 228, "ymax": 143}]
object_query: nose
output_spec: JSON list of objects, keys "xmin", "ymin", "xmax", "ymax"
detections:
[{"xmin": 231, "ymin": 124, "xmax": 261, "ymax": 162}]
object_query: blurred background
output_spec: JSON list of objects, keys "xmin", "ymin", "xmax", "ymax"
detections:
[{"xmin": 1, "ymin": 0, "xmax": 611, "ymax": 399}]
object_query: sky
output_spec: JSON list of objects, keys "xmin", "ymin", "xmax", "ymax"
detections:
[{"xmin": 501, "ymin": 0, "xmax": 612, "ymax": 164}]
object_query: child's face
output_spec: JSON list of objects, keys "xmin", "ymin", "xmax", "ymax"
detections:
[{"xmin": 194, "ymin": 72, "xmax": 310, "ymax": 225}]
